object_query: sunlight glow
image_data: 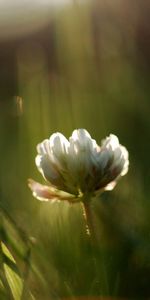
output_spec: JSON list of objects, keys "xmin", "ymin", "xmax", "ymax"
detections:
[{"xmin": 0, "ymin": 0, "xmax": 86, "ymax": 39}]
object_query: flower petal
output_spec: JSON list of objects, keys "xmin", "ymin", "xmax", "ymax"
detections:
[
  {"xmin": 28, "ymin": 179, "xmax": 79, "ymax": 203},
  {"xmin": 96, "ymin": 149, "xmax": 113, "ymax": 171},
  {"xmin": 101, "ymin": 134, "xmax": 119, "ymax": 151},
  {"xmin": 49, "ymin": 132, "xmax": 69, "ymax": 158},
  {"xmin": 67, "ymin": 129, "xmax": 97, "ymax": 191},
  {"xmin": 28, "ymin": 178, "xmax": 57, "ymax": 201},
  {"xmin": 120, "ymin": 146, "xmax": 129, "ymax": 176},
  {"xmin": 110, "ymin": 145, "xmax": 129, "ymax": 178},
  {"xmin": 35, "ymin": 154, "xmax": 63, "ymax": 184},
  {"xmin": 71, "ymin": 128, "xmax": 91, "ymax": 145},
  {"xmin": 37, "ymin": 139, "xmax": 50, "ymax": 155},
  {"xmin": 104, "ymin": 180, "xmax": 117, "ymax": 191}
]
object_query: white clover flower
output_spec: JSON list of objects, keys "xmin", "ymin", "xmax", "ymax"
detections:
[{"xmin": 28, "ymin": 129, "xmax": 129, "ymax": 203}]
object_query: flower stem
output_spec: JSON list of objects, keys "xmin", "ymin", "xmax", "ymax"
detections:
[
  {"xmin": 82, "ymin": 199, "xmax": 100, "ymax": 282},
  {"xmin": 82, "ymin": 198, "xmax": 98, "ymax": 247}
]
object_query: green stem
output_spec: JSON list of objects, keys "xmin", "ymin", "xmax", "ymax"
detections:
[
  {"xmin": 82, "ymin": 198, "xmax": 102, "ymax": 290},
  {"xmin": 82, "ymin": 198, "xmax": 98, "ymax": 247}
]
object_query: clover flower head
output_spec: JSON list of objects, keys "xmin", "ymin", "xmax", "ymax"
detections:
[{"xmin": 28, "ymin": 129, "xmax": 129, "ymax": 203}]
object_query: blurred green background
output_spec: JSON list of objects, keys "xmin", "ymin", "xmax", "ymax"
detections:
[{"xmin": 0, "ymin": 0, "xmax": 150, "ymax": 299}]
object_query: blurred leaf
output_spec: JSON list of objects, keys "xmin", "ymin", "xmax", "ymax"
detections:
[
  {"xmin": 2, "ymin": 253, "xmax": 20, "ymax": 276},
  {"xmin": 1, "ymin": 242, "xmax": 23, "ymax": 300},
  {"xmin": 29, "ymin": 293, "xmax": 36, "ymax": 300},
  {"xmin": 0, "ymin": 203, "xmax": 29, "ymax": 260},
  {"xmin": 0, "ymin": 278, "xmax": 7, "ymax": 299},
  {"xmin": 0, "ymin": 278, "xmax": 5, "ymax": 291}
]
